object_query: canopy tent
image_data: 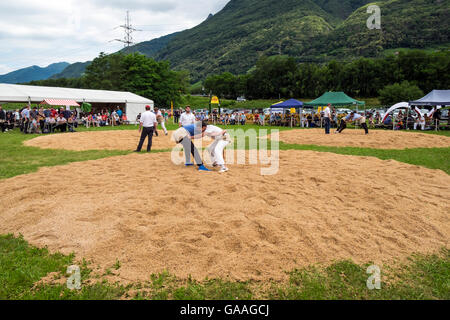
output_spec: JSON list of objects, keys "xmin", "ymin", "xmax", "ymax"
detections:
[
  {"xmin": 270, "ymin": 99, "xmax": 312, "ymax": 128},
  {"xmin": 305, "ymin": 92, "xmax": 365, "ymax": 107},
  {"xmin": 0, "ymin": 83, "xmax": 153, "ymax": 124},
  {"xmin": 271, "ymin": 99, "xmax": 307, "ymax": 108},
  {"xmin": 40, "ymin": 99, "xmax": 80, "ymax": 107},
  {"xmin": 409, "ymin": 90, "xmax": 450, "ymax": 106}
]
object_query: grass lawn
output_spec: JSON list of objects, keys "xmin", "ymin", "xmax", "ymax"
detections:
[
  {"xmin": 0, "ymin": 125, "xmax": 448, "ymax": 300},
  {"xmin": 0, "ymin": 130, "xmax": 131, "ymax": 180}
]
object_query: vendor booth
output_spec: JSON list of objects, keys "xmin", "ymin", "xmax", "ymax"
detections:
[{"xmin": 271, "ymin": 99, "xmax": 312, "ymax": 127}]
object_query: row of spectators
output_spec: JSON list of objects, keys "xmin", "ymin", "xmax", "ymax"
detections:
[{"xmin": 0, "ymin": 105, "xmax": 128, "ymax": 134}]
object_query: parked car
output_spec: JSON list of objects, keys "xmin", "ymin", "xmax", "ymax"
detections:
[{"xmin": 337, "ymin": 108, "xmax": 352, "ymax": 115}]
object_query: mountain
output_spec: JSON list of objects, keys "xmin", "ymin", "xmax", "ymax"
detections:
[
  {"xmin": 41, "ymin": 0, "xmax": 450, "ymax": 82},
  {"xmin": 152, "ymin": 0, "xmax": 448, "ymax": 80},
  {"xmin": 0, "ymin": 62, "xmax": 69, "ymax": 84},
  {"xmin": 50, "ymin": 61, "xmax": 91, "ymax": 79},
  {"xmin": 51, "ymin": 32, "xmax": 180, "ymax": 80},
  {"xmin": 303, "ymin": 0, "xmax": 450, "ymax": 59},
  {"xmin": 120, "ymin": 32, "xmax": 180, "ymax": 56}
]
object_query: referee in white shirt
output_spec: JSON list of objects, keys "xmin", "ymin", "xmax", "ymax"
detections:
[
  {"xmin": 323, "ymin": 104, "xmax": 332, "ymax": 134},
  {"xmin": 179, "ymin": 106, "xmax": 196, "ymax": 127},
  {"xmin": 135, "ymin": 105, "xmax": 158, "ymax": 152}
]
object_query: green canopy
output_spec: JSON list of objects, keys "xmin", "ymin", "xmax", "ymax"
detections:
[{"xmin": 305, "ymin": 92, "xmax": 365, "ymax": 107}]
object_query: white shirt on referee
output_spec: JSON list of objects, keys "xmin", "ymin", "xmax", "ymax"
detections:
[
  {"xmin": 140, "ymin": 111, "xmax": 157, "ymax": 127},
  {"xmin": 323, "ymin": 107, "xmax": 331, "ymax": 118},
  {"xmin": 180, "ymin": 112, "xmax": 196, "ymax": 126}
]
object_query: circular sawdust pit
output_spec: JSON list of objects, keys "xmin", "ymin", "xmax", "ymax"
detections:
[
  {"xmin": 23, "ymin": 130, "xmax": 212, "ymax": 151},
  {"xmin": 0, "ymin": 151, "xmax": 449, "ymax": 282},
  {"xmin": 272, "ymin": 128, "xmax": 450, "ymax": 149}
]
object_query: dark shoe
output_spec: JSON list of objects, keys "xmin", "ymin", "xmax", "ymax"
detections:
[{"xmin": 134, "ymin": 150, "xmax": 141, "ymax": 153}]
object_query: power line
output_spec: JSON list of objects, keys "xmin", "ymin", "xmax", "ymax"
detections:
[{"xmin": 110, "ymin": 11, "xmax": 141, "ymax": 47}]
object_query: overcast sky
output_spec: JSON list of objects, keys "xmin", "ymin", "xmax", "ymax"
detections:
[{"xmin": 0, "ymin": 0, "xmax": 229, "ymax": 74}]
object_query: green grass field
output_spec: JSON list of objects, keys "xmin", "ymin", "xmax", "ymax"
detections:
[{"xmin": 0, "ymin": 125, "xmax": 449, "ymax": 300}]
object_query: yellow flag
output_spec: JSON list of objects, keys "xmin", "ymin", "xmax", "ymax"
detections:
[{"xmin": 211, "ymin": 96, "xmax": 220, "ymax": 104}]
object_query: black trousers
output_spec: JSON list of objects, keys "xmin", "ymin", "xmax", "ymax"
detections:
[
  {"xmin": 338, "ymin": 120, "xmax": 368, "ymax": 134},
  {"xmin": 361, "ymin": 122, "xmax": 369, "ymax": 134},
  {"xmin": 180, "ymin": 137, "xmax": 203, "ymax": 165},
  {"xmin": 337, "ymin": 120, "xmax": 347, "ymax": 133},
  {"xmin": 55, "ymin": 124, "xmax": 67, "ymax": 132},
  {"xmin": 137, "ymin": 127, "xmax": 154, "ymax": 152},
  {"xmin": 0, "ymin": 121, "xmax": 5, "ymax": 132},
  {"xmin": 324, "ymin": 117, "xmax": 331, "ymax": 134}
]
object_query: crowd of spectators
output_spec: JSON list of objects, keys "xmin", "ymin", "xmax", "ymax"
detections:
[
  {"xmin": 1, "ymin": 103, "xmax": 445, "ymax": 134},
  {"xmin": 0, "ymin": 105, "xmax": 128, "ymax": 134}
]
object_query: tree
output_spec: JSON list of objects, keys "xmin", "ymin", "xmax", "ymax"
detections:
[
  {"xmin": 378, "ymin": 81, "xmax": 424, "ymax": 106},
  {"xmin": 83, "ymin": 52, "xmax": 187, "ymax": 107}
]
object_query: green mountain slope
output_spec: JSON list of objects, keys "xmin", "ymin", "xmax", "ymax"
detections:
[
  {"xmin": 155, "ymin": 0, "xmax": 341, "ymax": 79},
  {"xmin": 120, "ymin": 32, "xmax": 180, "ymax": 56},
  {"xmin": 304, "ymin": 0, "xmax": 450, "ymax": 59},
  {"xmin": 0, "ymin": 62, "xmax": 69, "ymax": 84},
  {"xmin": 50, "ymin": 61, "xmax": 91, "ymax": 79},
  {"xmin": 153, "ymin": 0, "xmax": 448, "ymax": 80}
]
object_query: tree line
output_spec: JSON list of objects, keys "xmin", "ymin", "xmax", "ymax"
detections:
[
  {"xmin": 26, "ymin": 53, "xmax": 189, "ymax": 107},
  {"xmin": 202, "ymin": 50, "xmax": 449, "ymax": 105},
  {"xmin": 26, "ymin": 50, "xmax": 449, "ymax": 107}
]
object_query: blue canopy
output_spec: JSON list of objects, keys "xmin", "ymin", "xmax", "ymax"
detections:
[{"xmin": 271, "ymin": 99, "xmax": 309, "ymax": 109}]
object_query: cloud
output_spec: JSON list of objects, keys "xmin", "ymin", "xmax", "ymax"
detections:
[
  {"xmin": 0, "ymin": 0, "xmax": 229, "ymax": 73},
  {"xmin": 91, "ymin": 0, "xmax": 178, "ymax": 12}
]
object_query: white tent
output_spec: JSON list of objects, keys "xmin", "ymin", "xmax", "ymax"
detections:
[
  {"xmin": 0, "ymin": 83, "xmax": 154, "ymax": 123},
  {"xmin": 382, "ymin": 102, "xmax": 409, "ymax": 123}
]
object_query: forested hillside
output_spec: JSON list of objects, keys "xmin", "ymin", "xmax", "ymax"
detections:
[{"xmin": 154, "ymin": 0, "xmax": 448, "ymax": 80}]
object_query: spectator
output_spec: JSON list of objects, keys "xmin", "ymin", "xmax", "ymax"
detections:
[
  {"xmin": 55, "ymin": 114, "xmax": 67, "ymax": 132},
  {"xmin": 136, "ymin": 113, "xmax": 142, "ymax": 126},
  {"xmin": 0, "ymin": 105, "xmax": 6, "ymax": 133},
  {"xmin": 117, "ymin": 107, "xmax": 123, "ymax": 118},
  {"xmin": 179, "ymin": 106, "xmax": 196, "ymax": 127},
  {"xmin": 21, "ymin": 106, "xmax": 30, "ymax": 133},
  {"xmin": 174, "ymin": 109, "xmax": 180, "ymax": 124},
  {"xmin": 5, "ymin": 111, "xmax": 13, "ymax": 131},
  {"xmin": 240, "ymin": 113, "xmax": 246, "ymax": 125},
  {"xmin": 14, "ymin": 109, "xmax": 20, "ymax": 127}
]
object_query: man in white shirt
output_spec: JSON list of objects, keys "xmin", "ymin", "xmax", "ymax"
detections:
[
  {"xmin": 414, "ymin": 107, "xmax": 426, "ymax": 131},
  {"xmin": 154, "ymin": 107, "xmax": 168, "ymax": 136},
  {"xmin": 179, "ymin": 106, "xmax": 196, "ymax": 127},
  {"xmin": 204, "ymin": 124, "xmax": 232, "ymax": 173},
  {"xmin": 323, "ymin": 104, "xmax": 332, "ymax": 134},
  {"xmin": 135, "ymin": 106, "xmax": 157, "ymax": 152},
  {"xmin": 55, "ymin": 115, "xmax": 67, "ymax": 132}
]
